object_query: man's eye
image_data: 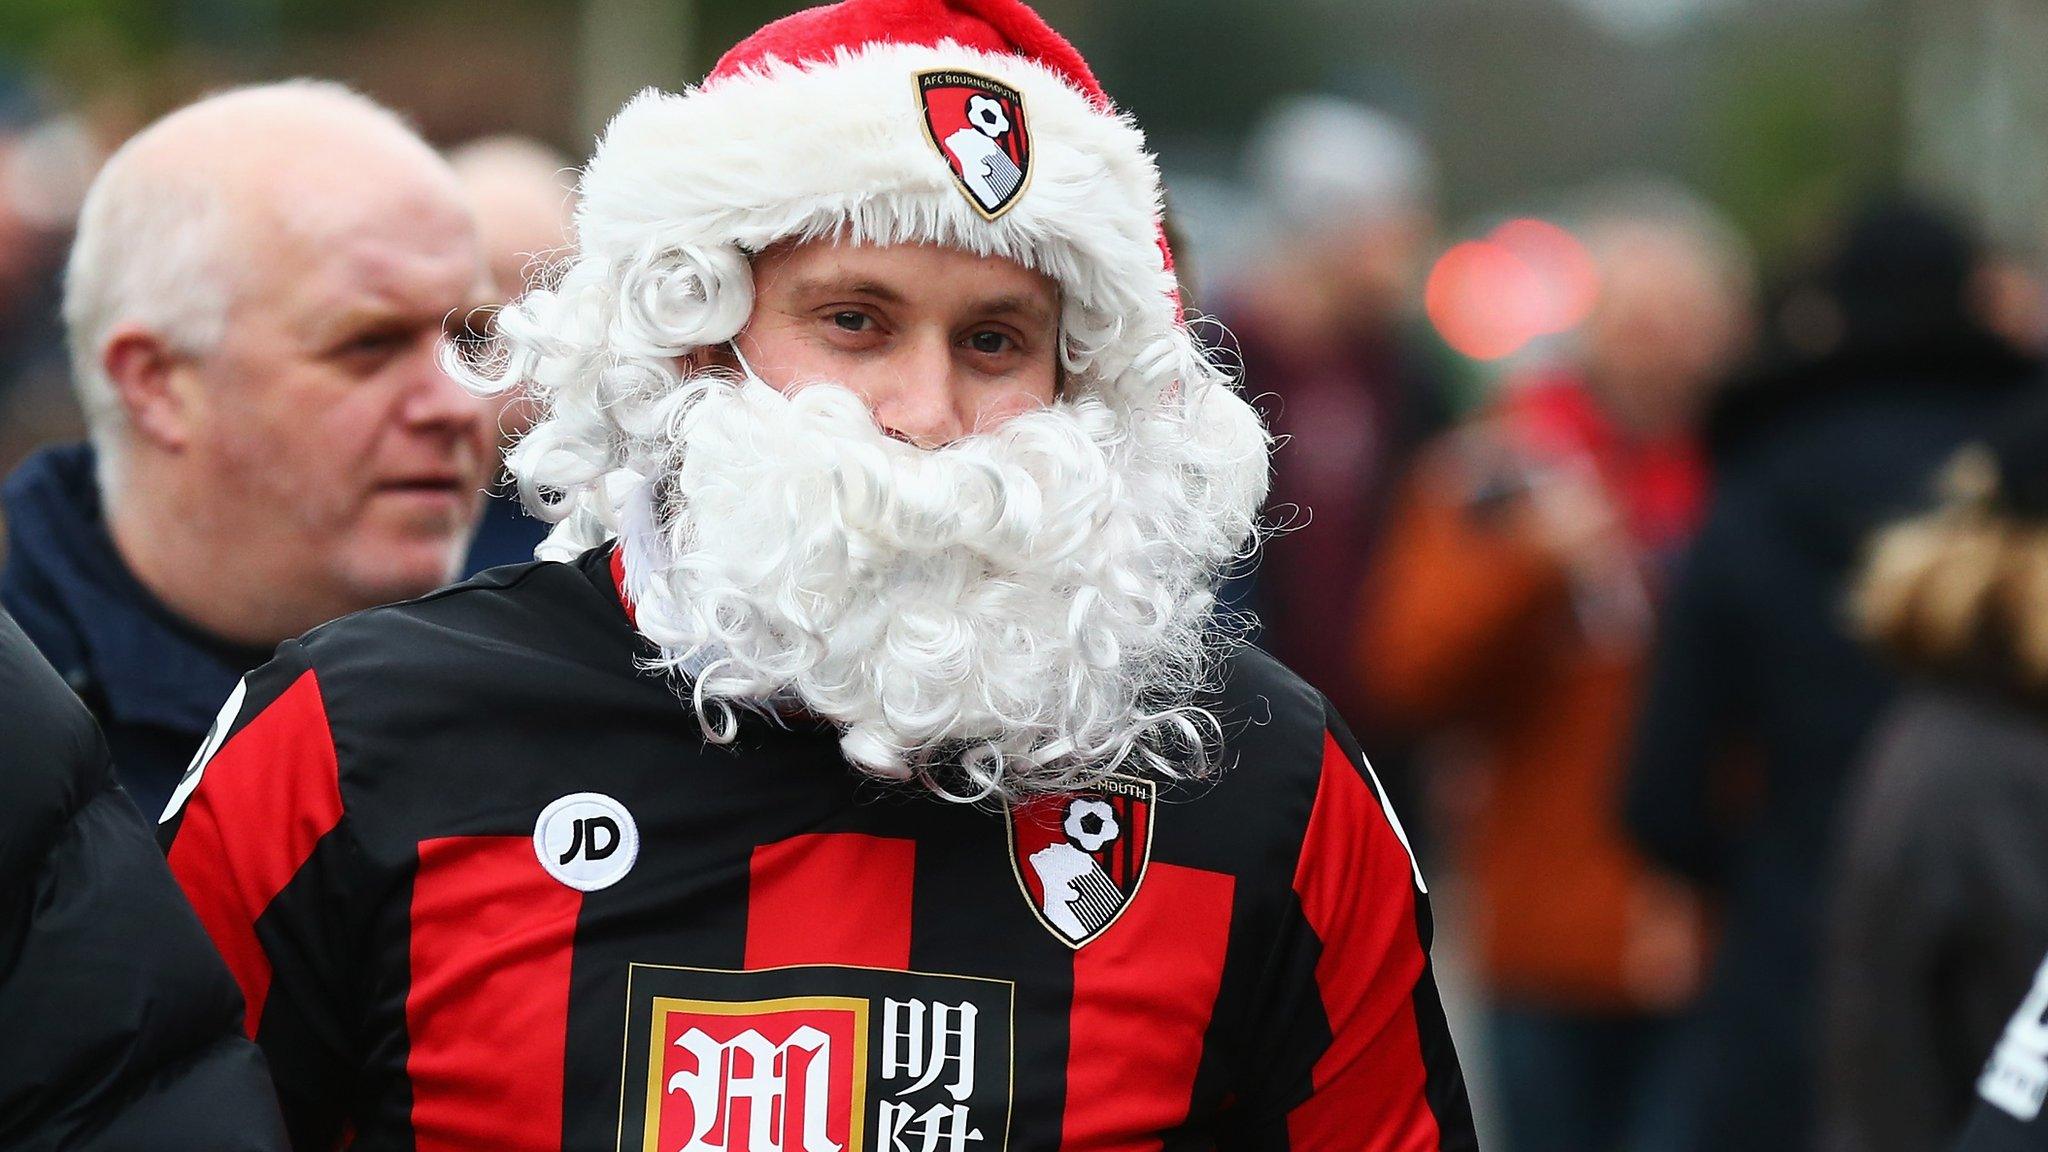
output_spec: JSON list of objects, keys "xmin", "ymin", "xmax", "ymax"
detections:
[
  {"xmin": 831, "ymin": 311, "xmax": 871, "ymax": 332},
  {"xmin": 340, "ymin": 332, "xmax": 407, "ymax": 361},
  {"xmin": 968, "ymin": 331, "xmax": 1014, "ymax": 354}
]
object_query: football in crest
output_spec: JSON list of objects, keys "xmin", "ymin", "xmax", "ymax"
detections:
[
  {"xmin": 916, "ymin": 70, "xmax": 1033, "ymax": 219},
  {"xmin": 1005, "ymin": 775, "xmax": 1154, "ymax": 947}
]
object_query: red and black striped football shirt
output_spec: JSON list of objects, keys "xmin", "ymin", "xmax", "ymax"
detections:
[{"xmin": 161, "ymin": 546, "xmax": 1475, "ymax": 1151}]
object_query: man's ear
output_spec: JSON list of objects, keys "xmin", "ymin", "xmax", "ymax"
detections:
[{"xmin": 101, "ymin": 325, "xmax": 195, "ymax": 450}]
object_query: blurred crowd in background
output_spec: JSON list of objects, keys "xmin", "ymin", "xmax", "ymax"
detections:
[{"xmin": 4, "ymin": 1, "xmax": 2048, "ymax": 1150}]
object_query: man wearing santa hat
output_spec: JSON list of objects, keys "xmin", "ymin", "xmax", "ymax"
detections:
[{"xmin": 160, "ymin": 2, "xmax": 1476, "ymax": 1147}]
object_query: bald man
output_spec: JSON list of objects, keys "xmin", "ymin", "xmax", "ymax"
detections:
[
  {"xmin": 1, "ymin": 81, "xmax": 495, "ymax": 816},
  {"xmin": 448, "ymin": 134, "xmax": 575, "ymax": 303},
  {"xmin": 447, "ymin": 134, "xmax": 575, "ymax": 574}
]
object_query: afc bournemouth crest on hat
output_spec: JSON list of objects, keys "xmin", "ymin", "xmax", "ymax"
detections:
[
  {"xmin": 917, "ymin": 69, "xmax": 1032, "ymax": 220},
  {"xmin": 1005, "ymin": 775, "xmax": 1154, "ymax": 948}
]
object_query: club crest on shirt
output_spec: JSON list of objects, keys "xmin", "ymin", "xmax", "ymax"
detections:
[
  {"xmin": 916, "ymin": 70, "xmax": 1032, "ymax": 220},
  {"xmin": 1004, "ymin": 776, "xmax": 1154, "ymax": 948},
  {"xmin": 620, "ymin": 963, "xmax": 1015, "ymax": 1152}
]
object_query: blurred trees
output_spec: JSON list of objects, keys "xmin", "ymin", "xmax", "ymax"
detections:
[{"xmin": 0, "ymin": 0, "xmax": 2008, "ymax": 273}]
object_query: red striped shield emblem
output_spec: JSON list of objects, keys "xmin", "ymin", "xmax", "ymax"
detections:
[
  {"xmin": 1005, "ymin": 775, "xmax": 1155, "ymax": 948},
  {"xmin": 917, "ymin": 69, "xmax": 1033, "ymax": 220}
]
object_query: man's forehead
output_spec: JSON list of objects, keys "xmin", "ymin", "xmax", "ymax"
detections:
[
  {"xmin": 248, "ymin": 188, "xmax": 485, "ymax": 318},
  {"xmin": 329, "ymin": 237, "xmax": 484, "ymax": 308},
  {"xmin": 759, "ymin": 240, "xmax": 1058, "ymax": 313}
]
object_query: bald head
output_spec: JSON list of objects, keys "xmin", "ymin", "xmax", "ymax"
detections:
[
  {"xmin": 1579, "ymin": 209, "xmax": 1755, "ymax": 434},
  {"xmin": 112, "ymin": 81, "xmax": 453, "ymax": 205},
  {"xmin": 64, "ymin": 79, "xmax": 497, "ymax": 649},
  {"xmin": 64, "ymin": 80, "xmax": 473, "ymax": 470},
  {"xmin": 448, "ymin": 135, "xmax": 576, "ymax": 300}
]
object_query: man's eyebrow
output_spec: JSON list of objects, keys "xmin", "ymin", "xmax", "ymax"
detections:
[
  {"xmin": 785, "ymin": 276, "xmax": 909, "ymax": 305},
  {"xmin": 306, "ymin": 303, "xmax": 407, "ymax": 340},
  {"xmin": 783, "ymin": 278, "xmax": 1055, "ymax": 327},
  {"xmin": 968, "ymin": 293, "xmax": 1058, "ymax": 328},
  {"xmin": 307, "ymin": 297, "xmax": 470, "ymax": 345}
]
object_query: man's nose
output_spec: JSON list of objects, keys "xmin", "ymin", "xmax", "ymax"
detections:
[
  {"xmin": 868, "ymin": 335, "xmax": 969, "ymax": 448},
  {"xmin": 399, "ymin": 341, "xmax": 490, "ymax": 435}
]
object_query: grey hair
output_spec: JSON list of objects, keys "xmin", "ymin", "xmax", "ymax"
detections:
[
  {"xmin": 1246, "ymin": 95, "xmax": 1435, "ymax": 230},
  {"xmin": 61, "ymin": 78, "xmax": 419, "ymax": 491}
]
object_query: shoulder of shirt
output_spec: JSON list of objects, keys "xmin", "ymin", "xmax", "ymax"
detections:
[
  {"xmin": 1177, "ymin": 641, "xmax": 1337, "ymax": 802},
  {"xmin": 1122, "ymin": 644, "xmax": 1359, "ymax": 885},
  {"xmin": 289, "ymin": 558, "xmax": 633, "ymax": 696},
  {"xmin": 1219, "ymin": 640, "xmax": 1330, "ymax": 736}
]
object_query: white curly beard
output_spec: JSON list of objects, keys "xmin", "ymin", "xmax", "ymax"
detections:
[{"xmin": 608, "ymin": 370, "xmax": 1266, "ymax": 800}]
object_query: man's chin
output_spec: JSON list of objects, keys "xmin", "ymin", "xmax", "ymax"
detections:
[
  {"xmin": 369, "ymin": 487, "xmax": 483, "ymax": 531},
  {"xmin": 598, "ymin": 371, "xmax": 1257, "ymax": 794},
  {"xmin": 339, "ymin": 537, "xmax": 471, "ymax": 608}
]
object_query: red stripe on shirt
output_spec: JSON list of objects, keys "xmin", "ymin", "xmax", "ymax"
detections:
[
  {"xmin": 167, "ymin": 669, "xmax": 343, "ymax": 1035},
  {"xmin": 610, "ymin": 545, "xmax": 636, "ymax": 626},
  {"xmin": 1288, "ymin": 733, "xmax": 1439, "ymax": 1150},
  {"xmin": 407, "ymin": 835, "xmax": 582, "ymax": 1152},
  {"xmin": 745, "ymin": 832, "xmax": 915, "ymax": 969},
  {"xmin": 1063, "ymin": 861, "xmax": 1235, "ymax": 1150}
]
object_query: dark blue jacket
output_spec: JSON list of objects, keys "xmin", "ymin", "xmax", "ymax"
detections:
[
  {"xmin": 1, "ymin": 444, "xmax": 270, "ymax": 818},
  {"xmin": 0, "ymin": 605, "xmax": 289, "ymax": 1150},
  {"xmin": 461, "ymin": 485, "xmax": 549, "ymax": 577},
  {"xmin": 1625, "ymin": 335, "xmax": 2041, "ymax": 1152}
]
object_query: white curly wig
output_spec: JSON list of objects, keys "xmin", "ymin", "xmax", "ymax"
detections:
[{"xmin": 459, "ymin": 10, "xmax": 1272, "ymax": 798}]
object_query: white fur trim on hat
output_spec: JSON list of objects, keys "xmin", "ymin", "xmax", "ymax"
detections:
[{"xmin": 574, "ymin": 39, "xmax": 1177, "ymax": 390}]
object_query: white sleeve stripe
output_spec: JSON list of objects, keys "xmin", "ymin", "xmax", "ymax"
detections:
[
  {"xmin": 159, "ymin": 677, "xmax": 249, "ymax": 825},
  {"xmin": 1359, "ymin": 751, "xmax": 1427, "ymax": 894}
]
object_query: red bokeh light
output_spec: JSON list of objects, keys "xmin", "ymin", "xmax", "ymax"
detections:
[
  {"xmin": 1492, "ymin": 218, "xmax": 1600, "ymax": 336},
  {"xmin": 1425, "ymin": 217, "xmax": 1598, "ymax": 361},
  {"xmin": 1426, "ymin": 240, "xmax": 1544, "ymax": 361}
]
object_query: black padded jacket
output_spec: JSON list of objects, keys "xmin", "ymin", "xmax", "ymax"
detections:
[{"xmin": 0, "ymin": 607, "xmax": 288, "ymax": 1151}]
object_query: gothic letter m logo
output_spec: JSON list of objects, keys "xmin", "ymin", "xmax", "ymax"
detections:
[{"xmin": 644, "ymin": 996, "xmax": 870, "ymax": 1152}]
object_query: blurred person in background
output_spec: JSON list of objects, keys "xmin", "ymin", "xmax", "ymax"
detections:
[
  {"xmin": 1825, "ymin": 406, "xmax": 2048, "ymax": 1152},
  {"xmin": 1357, "ymin": 200, "xmax": 1754, "ymax": 1152},
  {"xmin": 0, "ymin": 81, "xmax": 495, "ymax": 817},
  {"xmin": 0, "ymin": 605, "xmax": 288, "ymax": 1151},
  {"xmin": 1226, "ymin": 95, "xmax": 1453, "ymax": 730},
  {"xmin": 447, "ymin": 133, "xmax": 575, "ymax": 575},
  {"xmin": 448, "ymin": 134, "xmax": 575, "ymax": 305},
  {"xmin": 1624, "ymin": 198, "xmax": 2041, "ymax": 1152},
  {"xmin": 0, "ymin": 64, "xmax": 95, "ymax": 494},
  {"xmin": 1972, "ymin": 252, "xmax": 2048, "ymax": 359}
]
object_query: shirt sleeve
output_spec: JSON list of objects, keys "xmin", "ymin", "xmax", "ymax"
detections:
[
  {"xmin": 1230, "ymin": 704, "xmax": 1479, "ymax": 1150},
  {"xmin": 159, "ymin": 640, "xmax": 359, "ymax": 1151}
]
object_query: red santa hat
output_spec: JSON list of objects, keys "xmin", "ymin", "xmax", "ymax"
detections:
[{"xmin": 573, "ymin": 0, "xmax": 1182, "ymax": 392}]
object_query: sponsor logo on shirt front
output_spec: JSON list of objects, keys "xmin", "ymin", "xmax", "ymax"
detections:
[
  {"xmin": 536, "ymin": 792, "xmax": 640, "ymax": 892},
  {"xmin": 620, "ymin": 963, "xmax": 1013, "ymax": 1152}
]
